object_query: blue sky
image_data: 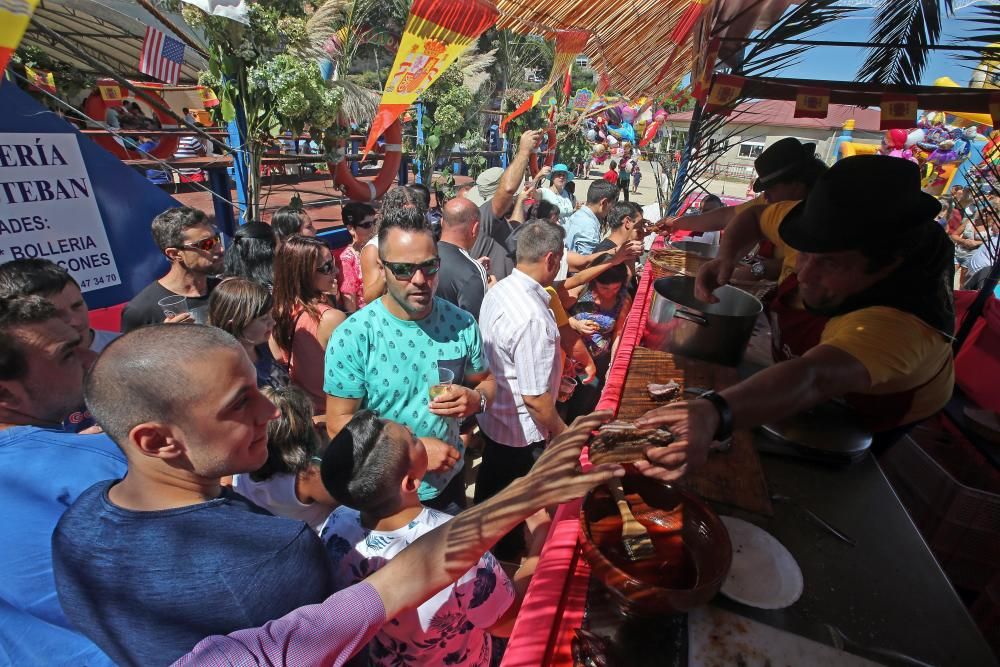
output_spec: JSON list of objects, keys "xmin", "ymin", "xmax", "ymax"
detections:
[{"xmin": 772, "ymin": 8, "xmax": 984, "ymax": 86}]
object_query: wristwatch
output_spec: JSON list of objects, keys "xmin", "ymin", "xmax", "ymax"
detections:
[
  {"xmin": 749, "ymin": 259, "xmax": 766, "ymax": 278},
  {"xmin": 475, "ymin": 388, "xmax": 488, "ymax": 415},
  {"xmin": 698, "ymin": 391, "xmax": 733, "ymax": 442}
]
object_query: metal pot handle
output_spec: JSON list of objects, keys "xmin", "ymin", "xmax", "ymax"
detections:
[{"xmin": 674, "ymin": 308, "xmax": 709, "ymax": 326}]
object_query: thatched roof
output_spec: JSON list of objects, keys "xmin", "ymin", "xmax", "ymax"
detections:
[{"xmin": 494, "ymin": 0, "xmax": 800, "ymax": 98}]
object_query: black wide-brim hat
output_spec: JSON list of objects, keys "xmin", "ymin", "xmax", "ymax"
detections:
[
  {"xmin": 778, "ymin": 154, "xmax": 942, "ymax": 253},
  {"xmin": 752, "ymin": 137, "xmax": 817, "ymax": 192}
]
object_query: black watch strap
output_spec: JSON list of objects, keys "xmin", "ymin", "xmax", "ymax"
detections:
[{"xmin": 699, "ymin": 390, "xmax": 734, "ymax": 441}]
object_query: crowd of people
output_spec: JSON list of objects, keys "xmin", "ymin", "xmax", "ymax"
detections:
[{"xmin": 0, "ymin": 129, "xmax": 658, "ymax": 666}]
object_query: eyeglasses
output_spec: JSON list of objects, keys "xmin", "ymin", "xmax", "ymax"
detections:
[
  {"xmin": 316, "ymin": 260, "xmax": 337, "ymax": 275},
  {"xmin": 351, "ymin": 219, "xmax": 376, "ymax": 230},
  {"xmin": 177, "ymin": 233, "xmax": 221, "ymax": 252},
  {"xmin": 380, "ymin": 256, "xmax": 441, "ymax": 280}
]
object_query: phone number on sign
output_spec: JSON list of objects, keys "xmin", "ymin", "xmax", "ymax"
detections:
[{"xmin": 78, "ymin": 272, "xmax": 119, "ymax": 289}]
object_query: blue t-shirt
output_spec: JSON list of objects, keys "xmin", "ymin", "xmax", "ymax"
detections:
[
  {"xmin": 0, "ymin": 426, "xmax": 125, "ymax": 666},
  {"xmin": 324, "ymin": 297, "xmax": 488, "ymax": 500},
  {"xmin": 52, "ymin": 480, "xmax": 333, "ymax": 667}
]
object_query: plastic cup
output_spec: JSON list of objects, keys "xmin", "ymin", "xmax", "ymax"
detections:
[
  {"xmin": 428, "ymin": 366, "xmax": 455, "ymax": 402},
  {"xmin": 558, "ymin": 375, "xmax": 578, "ymax": 403},
  {"xmin": 189, "ymin": 305, "xmax": 209, "ymax": 324},
  {"xmin": 158, "ymin": 295, "xmax": 189, "ymax": 318}
]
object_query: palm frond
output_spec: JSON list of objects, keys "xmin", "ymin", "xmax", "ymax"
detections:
[
  {"xmin": 741, "ymin": 0, "xmax": 856, "ymax": 77},
  {"xmin": 330, "ymin": 78, "xmax": 381, "ymax": 123},
  {"xmin": 951, "ymin": 4, "xmax": 1000, "ymax": 76},
  {"xmin": 858, "ymin": 0, "xmax": 953, "ymax": 86},
  {"xmin": 458, "ymin": 47, "xmax": 497, "ymax": 95}
]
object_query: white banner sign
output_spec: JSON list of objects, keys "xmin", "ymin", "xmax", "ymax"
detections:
[{"xmin": 0, "ymin": 133, "xmax": 121, "ymax": 292}]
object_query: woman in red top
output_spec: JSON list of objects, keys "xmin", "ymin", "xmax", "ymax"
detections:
[{"xmin": 271, "ymin": 236, "xmax": 346, "ymax": 415}]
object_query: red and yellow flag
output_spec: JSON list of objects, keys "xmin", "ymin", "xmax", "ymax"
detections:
[
  {"xmin": 199, "ymin": 86, "xmax": 220, "ymax": 108},
  {"xmin": 990, "ymin": 93, "xmax": 1000, "ymax": 131},
  {"xmin": 501, "ymin": 29, "xmax": 590, "ymax": 133},
  {"xmin": 0, "ymin": 0, "xmax": 39, "ymax": 75},
  {"xmin": 704, "ymin": 74, "xmax": 744, "ymax": 116},
  {"xmin": 24, "ymin": 65, "xmax": 55, "ymax": 94},
  {"xmin": 364, "ymin": 0, "xmax": 498, "ymax": 156},
  {"xmin": 793, "ymin": 86, "xmax": 830, "ymax": 119},
  {"xmin": 692, "ymin": 37, "xmax": 721, "ymax": 104},
  {"xmin": 880, "ymin": 94, "xmax": 918, "ymax": 130},
  {"xmin": 670, "ymin": 0, "xmax": 710, "ymax": 43},
  {"xmin": 98, "ymin": 82, "xmax": 122, "ymax": 102}
]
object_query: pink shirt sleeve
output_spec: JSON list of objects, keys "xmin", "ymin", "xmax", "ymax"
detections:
[
  {"xmin": 172, "ymin": 581, "xmax": 386, "ymax": 667},
  {"xmin": 334, "ymin": 246, "xmax": 363, "ymax": 303}
]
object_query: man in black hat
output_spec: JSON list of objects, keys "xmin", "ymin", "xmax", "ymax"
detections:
[
  {"xmin": 657, "ymin": 138, "xmax": 827, "ymax": 281},
  {"xmin": 634, "ymin": 155, "xmax": 955, "ymax": 481}
]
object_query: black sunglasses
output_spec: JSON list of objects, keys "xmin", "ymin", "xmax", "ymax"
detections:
[
  {"xmin": 380, "ymin": 256, "xmax": 440, "ymax": 280},
  {"xmin": 350, "ymin": 219, "xmax": 377, "ymax": 230},
  {"xmin": 316, "ymin": 260, "xmax": 337, "ymax": 275}
]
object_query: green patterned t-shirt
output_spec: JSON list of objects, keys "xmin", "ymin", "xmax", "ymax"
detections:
[{"xmin": 324, "ymin": 297, "xmax": 487, "ymax": 500}]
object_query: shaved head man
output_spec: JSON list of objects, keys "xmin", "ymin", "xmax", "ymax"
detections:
[
  {"xmin": 52, "ymin": 325, "xmax": 336, "ymax": 666},
  {"xmin": 436, "ymin": 196, "xmax": 490, "ymax": 320}
]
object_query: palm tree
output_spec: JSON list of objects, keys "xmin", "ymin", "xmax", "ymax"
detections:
[{"xmin": 857, "ymin": 0, "xmax": 955, "ymax": 86}]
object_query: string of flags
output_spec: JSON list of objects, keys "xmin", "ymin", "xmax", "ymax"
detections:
[{"xmin": 701, "ymin": 73, "xmax": 1000, "ymax": 131}]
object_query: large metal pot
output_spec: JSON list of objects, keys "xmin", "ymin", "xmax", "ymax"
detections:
[
  {"xmin": 643, "ymin": 276, "xmax": 762, "ymax": 366},
  {"xmin": 668, "ymin": 240, "xmax": 719, "ymax": 259}
]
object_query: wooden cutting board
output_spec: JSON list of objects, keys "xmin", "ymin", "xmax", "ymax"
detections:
[{"xmin": 616, "ymin": 346, "xmax": 773, "ymax": 516}]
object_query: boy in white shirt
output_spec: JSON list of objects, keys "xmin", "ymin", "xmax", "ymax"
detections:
[{"xmin": 321, "ymin": 411, "xmax": 534, "ymax": 666}]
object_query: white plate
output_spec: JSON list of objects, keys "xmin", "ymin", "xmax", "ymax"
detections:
[{"xmin": 719, "ymin": 516, "xmax": 803, "ymax": 610}]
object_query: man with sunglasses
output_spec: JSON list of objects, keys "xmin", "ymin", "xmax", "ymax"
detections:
[
  {"xmin": 121, "ymin": 207, "xmax": 223, "ymax": 332},
  {"xmin": 325, "ymin": 208, "xmax": 496, "ymax": 514}
]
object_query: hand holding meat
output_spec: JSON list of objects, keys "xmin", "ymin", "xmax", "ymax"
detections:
[{"xmin": 632, "ymin": 400, "xmax": 718, "ymax": 482}]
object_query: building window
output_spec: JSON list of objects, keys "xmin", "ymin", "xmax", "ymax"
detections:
[
  {"xmin": 738, "ymin": 141, "xmax": 765, "ymax": 159},
  {"xmin": 575, "ymin": 56, "xmax": 590, "ymax": 68}
]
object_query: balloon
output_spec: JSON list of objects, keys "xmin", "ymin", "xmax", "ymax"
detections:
[
  {"xmin": 905, "ymin": 129, "xmax": 924, "ymax": 148},
  {"xmin": 887, "ymin": 128, "xmax": 908, "ymax": 148},
  {"xmin": 586, "ymin": 128, "xmax": 597, "ymax": 141},
  {"xmin": 639, "ymin": 120, "xmax": 661, "ymax": 147},
  {"xmin": 653, "ymin": 109, "xmax": 668, "ymax": 122}
]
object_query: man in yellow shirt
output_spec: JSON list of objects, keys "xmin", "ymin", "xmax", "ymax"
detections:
[
  {"xmin": 636, "ymin": 155, "xmax": 955, "ymax": 481},
  {"xmin": 656, "ymin": 138, "xmax": 827, "ymax": 281}
]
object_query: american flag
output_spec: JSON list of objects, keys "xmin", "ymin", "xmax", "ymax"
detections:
[{"xmin": 138, "ymin": 26, "xmax": 185, "ymax": 84}]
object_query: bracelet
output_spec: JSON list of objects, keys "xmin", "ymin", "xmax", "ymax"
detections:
[
  {"xmin": 475, "ymin": 388, "xmax": 488, "ymax": 415},
  {"xmin": 699, "ymin": 391, "xmax": 734, "ymax": 442}
]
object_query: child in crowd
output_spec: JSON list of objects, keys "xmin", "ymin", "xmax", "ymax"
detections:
[
  {"xmin": 631, "ymin": 161, "xmax": 642, "ymax": 193},
  {"xmin": 569, "ymin": 262, "xmax": 633, "ymax": 380},
  {"xmin": 232, "ymin": 386, "xmax": 337, "ymax": 531},
  {"xmin": 322, "ymin": 411, "xmax": 548, "ymax": 667},
  {"xmin": 208, "ymin": 277, "xmax": 286, "ymax": 389}
]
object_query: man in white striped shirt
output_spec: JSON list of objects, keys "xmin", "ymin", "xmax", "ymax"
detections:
[{"xmin": 476, "ymin": 220, "xmax": 566, "ymax": 560}]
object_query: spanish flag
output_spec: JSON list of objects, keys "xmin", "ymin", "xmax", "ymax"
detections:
[
  {"xmin": 364, "ymin": 0, "xmax": 498, "ymax": 156},
  {"xmin": 703, "ymin": 74, "xmax": 744, "ymax": 116},
  {"xmin": 24, "ymin": 65, "xmax": 55, "ymax": 94},
  {"xmin": 0, "ymin": 0, "xmax": 39, "ymax": 76},
  {"xmin": 989, "ymin": 93, "xmax": 1000, "ymax": 131},
  {"xmin": 793, "ymin": 87, "xmax": 829, "ymax": 119},
  {"xmin": 98, "ymin": 82, "xmax": 122, "ymax": 102},
  {"xmin": 501, "ymin": 29, "xmax": 590, "ymax": 133},
  {"xmin": 880, "ymin": 94, "xmax": 918, "ymax": 130},
  {"xmin": 199, "ymin": 86, "xmax": 220, "ymax": 108}
]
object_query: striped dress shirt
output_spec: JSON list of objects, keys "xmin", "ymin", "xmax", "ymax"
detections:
[{"xmin": 477, "ymin": 269, "xmax": 561, "ymax": 447}]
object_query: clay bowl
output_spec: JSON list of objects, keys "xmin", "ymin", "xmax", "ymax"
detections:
[{"xmin": 580, "ymin": 475, "xmax": 732, "ymax": 618}]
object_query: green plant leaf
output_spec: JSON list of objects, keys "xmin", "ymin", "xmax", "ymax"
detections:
[
  {"xmin": 220, "ymin": 91, "xmax": 236, "ymax": 122},
  {"xmin": 427, "ymin": 134, "xmax": 440, "ymax": 150}
]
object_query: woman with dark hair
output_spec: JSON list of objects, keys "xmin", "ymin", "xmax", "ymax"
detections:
[
  {"xmin": 223, "ymin": 222, "xmax": 277, "ymax": 288},
  {"xmin": 209, "ymin": 277, "xmax": 286, "ymax": 389},
  {"xmin": 271, "ymin": 206, "xmax": 317, "ymax": 243},
  {"xmin": 335, "ymin": 202, "xmax": 377, "ymax": 313},
  {"xmin": 271, "ymin": 235, "xmax": 346, "ymax": 414},
  {"xmin": 568, "ymin": 261, "xmax": 633, "ymax": 379}
]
